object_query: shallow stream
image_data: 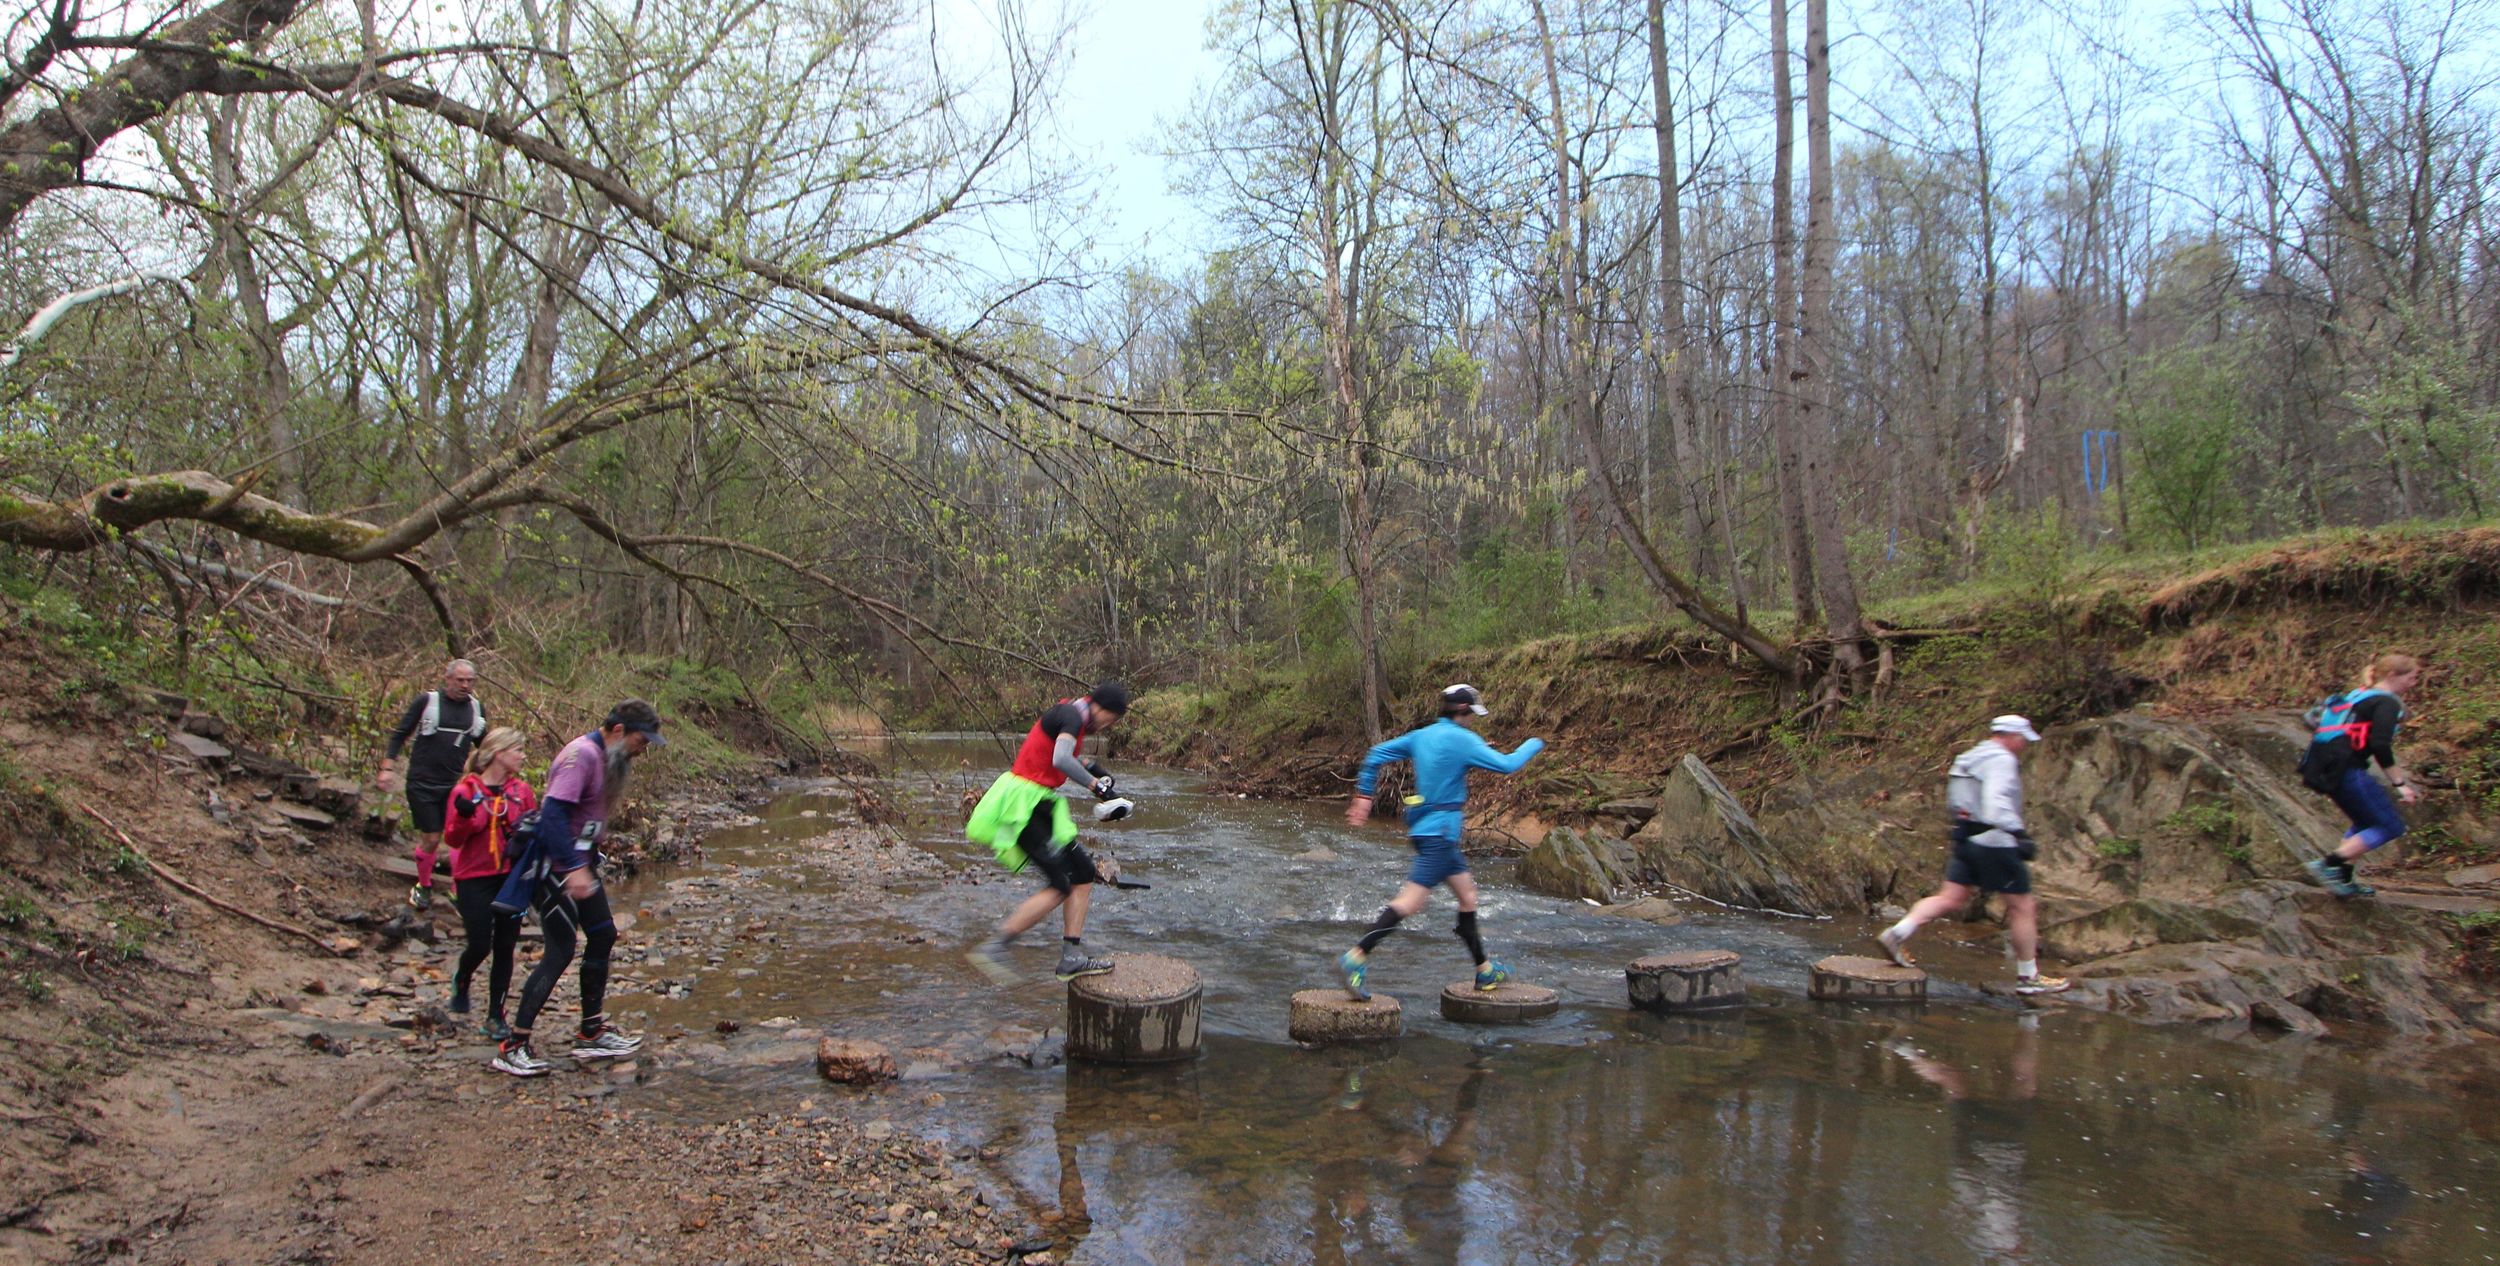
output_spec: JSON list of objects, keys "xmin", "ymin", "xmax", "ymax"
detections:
[{"xmin": 615, "ymin": 738, "xmax": 2499, "ymax": 1265}]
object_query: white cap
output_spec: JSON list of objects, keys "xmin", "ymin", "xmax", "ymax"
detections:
[
  {"xmin": 1990, "ymin": 715, "xmax": 2042, "ymax": 742},
  {"xmin": 1441, "ymin": 683, "xmax": 1488, "ymax": 715}
]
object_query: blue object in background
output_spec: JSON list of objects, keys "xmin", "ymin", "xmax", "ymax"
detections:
[{"xmin": 2080, "ymin": 429, "xmax": 2118, "ymax": 497}]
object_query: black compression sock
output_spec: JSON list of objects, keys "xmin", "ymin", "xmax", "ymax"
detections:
[
  {"xmin": 1454, "ymin": 910, "xmax": 1486, "ymax": 964},
  {"xmin": 1357, "ymin": 907, "xmax": 1403, "ymax": 954}
]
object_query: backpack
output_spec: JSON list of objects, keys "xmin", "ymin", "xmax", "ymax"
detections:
[
  {"xmin": 418, "ymin": 691, "xmax": 486, "ymax": 744},
  {"xmin": 2296, "ymin": 689, "xmax": 2391, "ymax": 794}
]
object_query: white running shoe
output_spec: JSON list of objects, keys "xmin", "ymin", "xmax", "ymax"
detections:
[
  {"xmin": 2014, "ymin": 974, "xmax": 2072, "ymax": 996},
  {"xmin": 491, "ymin": 1042, "xmax": 550, "ymax": 1077},
  {"xmin": 571, "ymin": 1021, "xmax": 643, "ymax": 1059},
  {"xmin": 1876, "ymin": 927, "xmax": 1916, "ymax": 967}
]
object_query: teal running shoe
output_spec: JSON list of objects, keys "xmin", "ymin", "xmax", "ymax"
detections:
[
  {"xmin": 1474, "ymin": 960, "xmax": 1512, "ymax": 991},
  {"xmin": 1339, "ymin": 950, "xmax": 1369, "ymax": 1001}
]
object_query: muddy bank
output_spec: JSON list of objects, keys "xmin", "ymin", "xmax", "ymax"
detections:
[
  {"xmin": 0, "ymin": 636, "xmax": 1059, "ymax": 1266},
  {"xmin": 1, "ymin": 794, "xmax": 1066, "ymax": 1266}
]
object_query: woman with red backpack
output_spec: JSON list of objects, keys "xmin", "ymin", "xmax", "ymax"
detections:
[
  {"xmin": 2299, "ymin": 653, "xmax": 2424, "ymax": 898},
  {"xmin": 442, "ymin": 726, "xmax": 537, "ymax": 1038}
]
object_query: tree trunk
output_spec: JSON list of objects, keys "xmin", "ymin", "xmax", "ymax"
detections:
[
  {"xmin": 1532, "ymin": 0, "xmax": 1794, "ymax": 679},
  {"xmin": 1767, "ymin": 0, "xmax": 1816, "ymax": 629},
  {"xmin": 1648, "ymin": 0, "xmax": 1715, "ymax": 581},
  {"xmin": 1799, "ymin": 0, "xmax": 1865, "ymax": 683}
]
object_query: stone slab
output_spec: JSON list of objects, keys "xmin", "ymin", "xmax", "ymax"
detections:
[
  {"xmin": 2446, "ymin": 864, "xmax": 2500, "ymax": 889},
  {"xmin": 170, "ymin": 732, "xmax": 232, "ymax": 764},
  {"xmin": 274, "ymin": 801, "xmax": 336, "ymax": 831}
]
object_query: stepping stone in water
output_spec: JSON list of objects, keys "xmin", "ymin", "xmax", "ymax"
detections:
[
  {"xmin": 1439, "ymin": 980, "xmax": 1559, "ymax": 1025},
  {"xmin": 1627, "ymin": 950, "xmax": 1746, "ymax": 1012},
  {"xmin": 1289, "ymin": 989, "xmax": 1402, "ymax": 1043},
  {"xmin": 1067, "ymin": 953, "xmax": 1202, "ymax": 1064},
  {"xmin": 1809, "ymin": 954, "xmax": 1926, "ymax": 1004}
]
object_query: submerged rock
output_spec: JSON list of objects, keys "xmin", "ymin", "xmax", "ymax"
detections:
[{"xmin": 816, "ymin": 1037, "xmax": 898, "ymax": 1085}]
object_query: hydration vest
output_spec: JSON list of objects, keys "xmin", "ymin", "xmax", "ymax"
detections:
[
  {"xmin": 2296, "ymin": 688, "xmax": 2393, "ymax": 793},
  {"xmin": 418, "ymin": 691, "xmax": 486, "ymax": 743},
  {"xmin": 1008, "ymin": 699, "xmax": 1091, "ymax": 788}
]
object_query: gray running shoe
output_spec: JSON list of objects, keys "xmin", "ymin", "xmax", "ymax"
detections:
[
  {"xmin": 965, "ymin": 938, "xmax": 1017, "ymax": 985},
  {"xmin": 407, "ymin": 884, "xmax": 434, "ymax": 911},
  {"xmin": 1876, "ymin": 926, "xmax": 1916, "ymax": 967},
  {"xmin": 1054, "ymin": 946, "xmax": 1114, "ymax": 981}
]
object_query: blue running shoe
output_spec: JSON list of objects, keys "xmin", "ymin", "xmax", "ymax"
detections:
[
  {"xmin": 1474, "ymin": 960, "xmax": 1512, "ymax": 991},
  {"xmin": 2303, "ymin": 856, "xmax": 2363, "ymax": 898},
  {"xmin": 1339, "ymin": 950, "xmax": 1369, "ymax": 1001}
]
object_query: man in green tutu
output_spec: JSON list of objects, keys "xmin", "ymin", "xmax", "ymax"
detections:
[{"xmin": 964, "ymin": 681, "xmax": 1133, "ymax": 983}]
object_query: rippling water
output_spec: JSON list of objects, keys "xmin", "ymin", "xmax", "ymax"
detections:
[{"xmin": 616, "ymin": 738, "xmax": 2500, "ymax": 1265}]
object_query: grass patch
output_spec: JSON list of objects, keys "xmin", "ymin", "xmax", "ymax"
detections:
[{"xmin": 2096, "ymin": 838, "xmax": 2143, "ymax": 860}]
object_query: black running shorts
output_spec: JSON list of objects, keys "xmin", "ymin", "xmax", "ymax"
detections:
[
  {"xmin": 1946, "ymin": 840, "xmax": 2032, "ymax": 895},
  {"xmin": 406, "ymin": 781, "xmax": 456, "ymax": 835}
]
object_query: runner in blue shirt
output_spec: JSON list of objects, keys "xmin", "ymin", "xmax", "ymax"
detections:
[{"xmin": 1337, "ymin": 684, "xmax": 1545, "ymax": 1000}]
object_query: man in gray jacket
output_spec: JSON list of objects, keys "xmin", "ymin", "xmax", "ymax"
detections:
[{"xmin": 1876, "ymin": 716, "xmax": 2070, "ymax": 995}]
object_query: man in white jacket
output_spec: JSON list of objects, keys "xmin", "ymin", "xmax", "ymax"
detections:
[{"xmin": 1876, "ymin": 716, "xmax": 2070, "ymax": 995}]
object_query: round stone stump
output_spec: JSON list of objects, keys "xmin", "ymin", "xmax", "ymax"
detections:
[
  {"xmin": 1627, "ymin": 950, "xmax": 1747, "ymax": 1013},
  {"xmin": 1289, "ymin": 990, "xmax": 1403, "ymax": 1043},
  {"xmin": 1439, "ymin": 981, "xmax": 1560, "ymax": 1025},
  {"xmin": 1809, "ymin": 954, "xmax": 1927, "ymax": 1004},
  {"xmin": 1068, "ymin": 954, "xmax": 1203, "ymax": 1064}
]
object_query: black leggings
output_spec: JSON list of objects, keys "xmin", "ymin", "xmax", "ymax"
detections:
[
  {"xmin": 514, "ymin": 880, "xmax": 616, "ymax": 1036},
  {"xmin": 1015, "ymin": 800, "xmax": 1100, "ymax": 893},
  {"xmin": 453, "ymin": 876, "xmax": 521, "ymax": 1017}
]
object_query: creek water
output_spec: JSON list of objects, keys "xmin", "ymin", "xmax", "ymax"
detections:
[{"xmin": 616, "ymin": 738, "xmax": 2500, "ymax": 1265}]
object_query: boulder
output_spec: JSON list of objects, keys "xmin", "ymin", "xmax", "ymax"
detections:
[
  {"xmin": 1517, "ymin": 826, "xmax": 1634, "ymax": 904},
  {"xmin": 311, "ymin": 778, "xmax": 365, "ymax": 817},
  {"xmin": 816, "ymin": 1037, "xmax": 899, "ymax": 1084},
  {"xmin": 2038, "ymin": 897, "xmax": 2268, "ymax": 961},
  {"xmin": 1629, "ymin": 756, "xmax": 1819, "ymax": 915}
]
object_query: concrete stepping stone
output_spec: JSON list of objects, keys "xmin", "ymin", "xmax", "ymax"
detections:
[
  {"xmin": 1627, "ymin": 950, "xmax": 1746, "ymax": 1012},
  {"xmin": 1289, "ymin": 989, "xmax": 1402, "ymax": 1043},
  {"xmin": 1439, "ymin": 980, "xmax": 1559, "ymax": 1025},
  {"xmin": 1809, "ymin": 954, "xmax": 1926, "ymax": 1003},
  {"xmin": 1067, "ymin": 953, "xmax": 1202, "ymax": 1064}
]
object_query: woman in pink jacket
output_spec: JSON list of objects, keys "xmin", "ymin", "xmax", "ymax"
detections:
[{"xmin": 442, "ymin": 727, "xmax": 537, "ymax": 1040}]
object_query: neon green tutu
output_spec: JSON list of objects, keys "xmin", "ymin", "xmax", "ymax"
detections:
[{"xmin": 966, "ymin": 771, "xmax": 1075, "ymax": 872}]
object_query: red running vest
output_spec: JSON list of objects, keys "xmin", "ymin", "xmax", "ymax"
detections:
[{"xmin": 1008, "ymin": 700, "xmax": 1091, "ymax": 787}]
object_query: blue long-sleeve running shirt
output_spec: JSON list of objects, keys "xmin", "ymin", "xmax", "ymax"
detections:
[{"xmin": 1357, "ymin": 718, "xmax": 1545, "ymax": 842}]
